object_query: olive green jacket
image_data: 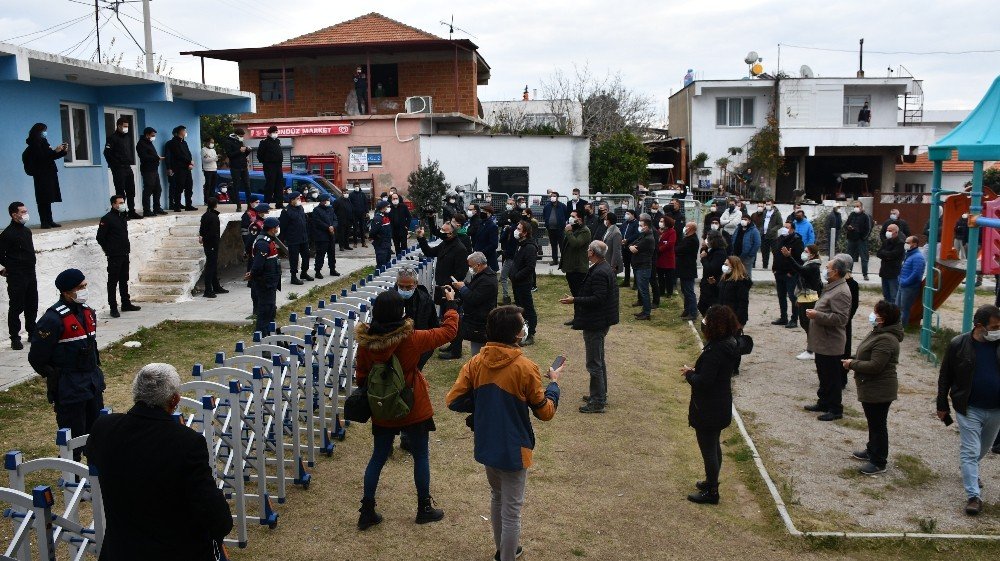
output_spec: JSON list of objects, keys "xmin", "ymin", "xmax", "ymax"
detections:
[{"xmin": 851, "ymin": 322, "xmax": 904, "ymax": 403}]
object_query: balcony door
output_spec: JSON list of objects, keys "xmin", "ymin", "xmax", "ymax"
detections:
[{"xmin": 104, "ymin": 108, "xmax": 139, "ymax": 198}]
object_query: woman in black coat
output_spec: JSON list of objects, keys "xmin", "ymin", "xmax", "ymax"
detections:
[
  {"xmin": 683, "ymin": 304, "xmax": 743, "ymax": 504},
  {"xmin": 717, "ymin": 256, "xmax": 752, "ymax": 326},
  {"xmin": 784, "ymin": 244, "xmax": 823, "ymax": 359},
  {"xmin": 697, "ymin": 231, "xmax": 728, "ymax": 316},
  {"xmin": 24, "ymin": 123, "xmax": 68, "ymax": 228}
]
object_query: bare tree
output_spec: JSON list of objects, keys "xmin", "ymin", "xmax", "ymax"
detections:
[
  {"xmin": 541, "ymin": 63, "xmax": 656, "ymax": 144},
  {"xmin": 483, "ymin": 102, "xmax": 534, "ymax": 134}
]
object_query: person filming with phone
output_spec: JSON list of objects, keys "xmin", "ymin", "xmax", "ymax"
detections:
[
  {"xmin": 446, "ymin": 305, "xmax": 562, "ymax": 561},
  {"xmin": 23, "ymin": 123, "xmax": 69, "ymax": 228}
]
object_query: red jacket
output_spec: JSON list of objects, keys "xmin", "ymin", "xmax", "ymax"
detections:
[
  {"xmin": 656, "ymin": 228, "xmax": 677, "ymax": 269},
  {"xmin": 355, "ymin": 308, "xmax": 459, "ymax": 428}
]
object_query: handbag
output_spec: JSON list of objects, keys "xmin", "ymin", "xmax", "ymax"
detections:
[
  {"xmin": 344, "ymin": 385, "xmax": 372, "ymax": 423},
  {"xmin": 796, "ymin": 291, "xmax": 819, "ymax": 304}
]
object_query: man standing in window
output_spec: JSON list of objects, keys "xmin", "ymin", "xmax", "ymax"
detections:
[
  {"xmin": 103, "ymin": 117, "xmax": 142, "ymax": 220},
  {"xmin": 858, "ymin": 102, "xmax": 872, "ymax": 127},
  {"xmin": 258, "ymin": 126, "xmax": 284, "ymax": 207},
  {"xmin": 354, "ymin": 66, "xmax": 368, "ymax": 115}
]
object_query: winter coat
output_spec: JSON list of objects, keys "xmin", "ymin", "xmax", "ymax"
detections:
[
  {"xmin": 954, "ymin": 216, "xmax": 969, "ymax": 244},
  {"xmin": 201, "ymin": 146, "xmax": 218, "ymax": 172},
  {"xmin": 417, "ymin": 234, "xmax": 470, "ymax": 303},
  {"xmin": 876, "ymin": 236, "xmax": 905, "ymax": 279},
  {"xmin": 334, "ymin": 195, "xmax": 354, "ymax": 222},
  {"xmin": 851, "ymin": 322, "xmax": 903, "ymax": 403},
  {"xmin": 500, "ymin": 223, "xmax": 519, "ymax": 259},
  {"xmin": 397, "ymin": 285, "xmax": 439, "ymax": 331},
  {"xmin": 349, "ymin": 190, "xmax": 369, "ymax": 215},
  {"xmin": 718, "ymin": 277, "xmax": 752, "ymax": 326},
  {"xmin": 898, "ymin": 247, "xmax": 926, "ymax": 288},
  {"xmin": 473, "ymin": 216, "xmax": 499, "ymax": 256},
  {"xmin": 719, "ymin": 207, "xmax": 742, "ymax": 237},
  {"xmin": 772, "ymin": 231, "xmax": 804, "ymax": 275},
  {"xmin": 753, "ymin": 208, "xmax": 783, "ymax": 240},
  {"xmin": 24, "ymin": 135, "xmax": 66, "ymax": 204},
  {"xmin": 602, "ymin": 224, "xmax": 623, "ymax": 274},
  {"xmin": 0, "ymin": 220, "xmax": 36, "ymax": 271},
  {"xmin": 630, "ymin": 229, "xmax": 656, "ymax": 269},
  {"xmin": 198, "ymin": 208, "xmax": 221, "ymax": 247},
  {"xmin": 656, "ymin": 228, "xmax": 677, "ymax": 269},
  {"xmin": 278, "ymin": 204, "xmax": 309, "ymax": 245},
  {"xmin": 571, "ymin": 260, "xmax": 619, "ymax": 330},
  {"xmin": 826, "ymin": 209, "xmax": 843, "ymax": 237},
  {"xmin": 446, "ymin": 343, "xmax": 560, "ymax": 471},
  {"xmin": 389, "ymin": 202, "xmax": 412, "ymax": 235},
  {"xmin": 96, "ymin": 210, "xmax": 130, "ymax": 256},
  {"xmin": 733, "ymin": 224, "xmax": 761, "ymax": 260},
  {"xmin": 369, "ymin": 211, "xmax": 393, "ymax": 252},
  {"xmin": 103, "ymin": 130, "xmax": 134, "ymax": 169},
  {"xmin": 844, "ymin": 210, "xmax": 872, "ymax": 241},
  {"xmin": 698, "ymin": 247, "xmax": 728, "ymax": 311},
  {"xmin": 790, "ymin": 258, "xmax": 823, "ymax": 295},
  {"xmin": 458, "ymin": 268, "xmax": 499, "ymax": 343},
  {"xmin": 542, "ymin": 201, "xmax": 569, "ymax": 230},
  {"xmin": 163, "ymin": 137, "xmax": 193, "ymax": 173},
  {"xmin": 879, "ymin": 217, "xmax": 911, "ymax": 240},
  {"xmin": 937, "ymin": 332, "xmax": 1000, "ymax": 416},
  {"xmin": 675, "ymin": 232, "xmax": 699, "ymax": 280},
  {"xmin": 355, "ymin": 310, "xmax": 459, "ymax": 430},
  {"xmin": 135, "ymin": 137, "xmax": 161, "ymax": 173},
  {"xmin": 310, "ymin": 203, "xmax": 338, "ymax": 243},
  {"xmin": 224, "ymin": 135, "xmax": 249, "ymax": 170},
  {"xmin": 560, "ymin": 226, "xmax": 592, "ymax": 274},
  {"xmin": 794, "ymin": 217, "xmax": 815, "ymax": 246},
  {"xmin": 256, "ymin": 136, "xmax": 283, "ymax": 164},
  {"xmin": 509, "ymin": 238, "xmax": 538, "ymax": 287},
  {"xmin": 807, "ymin": 277, "xmax": 852, "ymax": 356},
  {"xmin": 686, "ymin": 336, "xmax": 740, "ymax": 430},
  {"xmin": 702, "ymin": 211, "xmax": 721, "ymax": 237}
]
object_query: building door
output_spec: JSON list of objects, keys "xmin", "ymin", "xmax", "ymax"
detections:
[
  {"xmin": 103, "ymin": 108, "xmax": 139, "ymax": 199},
  {"xmin": 488, "ymin": 167, "xmax": 529, "ymax": 196},
  {"xmin": 775, "ymin": 158, "xmax": 798, "ymax": 202}
]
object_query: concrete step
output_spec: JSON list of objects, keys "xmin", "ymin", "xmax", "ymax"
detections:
[
  {"xmin": 138, "ymin": 270, "xmax": 199, "ymax": 283},
  {"xmin": 153, "ymin": 246, "xmax": 205, "ymax": 260},
  {"xmin": 169, "ymin": 225, "xmax": 200, "ymax": 237},
  {"xmin": 130, "ymin": 292, "xmax": 186, "ymax": 303},
  {"xmin": 162, "ymin": 236, "xmax": 201, "ymax": 248},
  {"xmin": 130, "ymin": 283, "xmax": 188, "ymax": 297},
  {"xmin": 143, "ymin": 259, "xmax": 203, "ymax": 272}
]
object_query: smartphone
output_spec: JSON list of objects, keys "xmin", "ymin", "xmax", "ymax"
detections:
[
  {"xmin": 550, "ymin": 355, "xmax": 566, "ymax": 371},
  {"xmin": 450, "ymin": 276, "xmax": 458, "ymax": 283},
  {"xmin": 943, "ymin": 413, "xmax": 954, "ymax": 427}
]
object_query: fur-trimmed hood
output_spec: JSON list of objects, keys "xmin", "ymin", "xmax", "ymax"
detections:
[{"xmin": 355, "ymin": 319, "xmax": 415, "ymax": 352}]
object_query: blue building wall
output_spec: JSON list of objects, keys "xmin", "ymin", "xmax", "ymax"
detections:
[{"xmin": 0, "ymin": 77, "xmax": 236, "ymax": 222}]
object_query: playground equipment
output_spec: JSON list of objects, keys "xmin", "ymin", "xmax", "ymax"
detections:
[{"xmin": 920, "ymin": 75, "xmax": 1000, "ymax": 362}]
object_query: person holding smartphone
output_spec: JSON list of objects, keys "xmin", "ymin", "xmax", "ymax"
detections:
[
  {"xmin": 446, "ymin": 305, "xmax": 562, "ymax": 561},
  {"xmin": 23, "ymin": 122, "xmax": 68, "ymax": 228}
]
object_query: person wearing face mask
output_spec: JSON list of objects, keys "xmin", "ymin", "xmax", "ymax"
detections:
[
  {"xmin": 718, "ymin": 198, "xmax": 742, "ymax": 238},
  {"xmin": 825, "ymin": 204, "xmax": 844, "ymax": 252},
  {"xmin": 0, "ymin": 202, "xmax": 38, "ymax": 349},
  {"xmin": 333, "ymin": 188, "xmax": 355, "ymax": 251},
  {"xmin": 559, "ymin": 211, "xmax": 592, "ymax": 305},
  {"xmin": 717, "ymin": 256, "xmax": 752, "ymax": 329},
  {"xmin": 392, "ymin": 266, "xmax": 440, "ymax": 370},
  {"xmin": 247, "ymin": 217, "xmax": 282, "ymax": 335},
  {"xmin": 387, "ymin": 193, "xmax": 412, "ymax": 255},
  {"xmin": 619, "ymin": 210, "xmax": 640, "ymax": 288},
  {"xmin": 876, "ymin": 224, "xmax": 904, "ymax": 302},
  {"xmin": 954, "ymin": 212, "xmax": 970, "ymax": 259},
  {"xmin": 601, "ymin": 212, "xmax": 623, "ymax": 276},
  {"xmin": 136, "ymin": 127, "xmax": 166, "ymax": 217},
  {"xmin": 698, "ymin": 231, "xmax": 728, "ymax": 317},
  {"xmin": 753, "ymin": 199, "xmax": 782, "ymax": 269},
  {"xmin": 896, "ymin": 236, "xmax": 926, "ymax": 326},
  {"xmin": 656, "ymin": 216, "xmax": 677, "ymax": 298},
  {"xmin": 201, "ymin": 137, "xmax": 219, "ymax": 206},
  {"xmin": 732, "ymin": 216, "xmax": 761, "ymax": 280},
  {"xmin": 771, "ymin": 220, "xmax": 804, "ymax": 327},
  {"xmin": 103, "ymin": 116, "xmax": 142, "ymax": 219},
  {"xmin": 676, "ymin": 222, "xmax": 700, "ymax": 320},
  {"xmin": 163, "ymin": 125, "xmax": 195, "ymax": 212},
  {"xmin": 23, "ymin": 122, "xmax": 68, "ymax": 228},
  {"xmin": 844, "ymin": 202, "xmax": 872, "ymax": 280},
  {"xmin": 349, "ymin": 184, "xmax": 370, "ymax": 246},
  {"xmin": 441, "ymin": 194, "xmax": 461, "ymax": 222},
  {"xmin": 630, "ymin": 216, "xmax": 657, "ymax": 320},
  {"xmin": 85, "ymin": 363, "xmax": 233, "ymax": 559},
  {"xmin": 225, "ymin": 128, "xmax": 252, "ymax": 211},
  {"xmin": 792, "ymin": 210, "xmax": 815, "ymax": 246},
  {"xmin": 416, "ymin": 219, "xmax": 470, "ymax": 306},
  {"xmin": 879, "ymin": 208, "xmax": 911, "ymax": 240},
  {"xmin": 508, "ymin": 220, "xmax": 539, "ymax": 346},
  {"xmin": 310, "ymin": 194, "xmax": 340, "ymax": 279},
  {"xmin": 936, "ymin": 304, "xmax": 1000, "ymax": 515},
  {"xmin": 96, "ymin": 195, "xmax": 141, "ymax": 318},
  {"xmin": 541, "ymin": 193, "xmax": 569, "ymax": 265},
  {"xmin": 842, "ymin": 300, "xmax": 902, "ymax": 476},
  {"xmin": 664, "ymin": 198, "xmax": 686, "ymax": 238},
  {"xmin": 590, "ymin": 202, "xmax": 610, "ymax": 242},
  {"xmin": 647, "ymin": 201, "xmax": 664, "ymax": 226},
  {"xmin": 451, "ymin": 252, "xmax": 499, "ymax": 356},
  {"xmin": 257, "ymin": 125, "xmax": 284, "ymax": 206},
  {"xmin": 802, "ymin": 254, "xmax": 853, "ymax": 421},
  {"xmin": 472, "ymin": 206, "xmax": 499, "ymax": 271},
  {"xmin": 783, "ymin": 245, "xmax": 823, "ymax": 358},
  {"xmin": 29, "ymin": 268, "xmax": 105, "ymax": 458},
  {"xmin": 569, "ymin": 187, "xmax": 589, "ymax": 216},
  {"xmin": 701, "ymin": 202, "xmax": 720, "ymax": 237},
  {"xmin": 464, "ymin": 203, "xmax": 483, "ymax": 241},
  {"xmin": 279, "ymin": 194, "xmax": 313, "ymax": 284}
]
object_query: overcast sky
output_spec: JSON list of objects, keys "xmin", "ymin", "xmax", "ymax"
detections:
[{"xmin": 3, "ymin": 0, "xmax": 998, "ymax": 121}]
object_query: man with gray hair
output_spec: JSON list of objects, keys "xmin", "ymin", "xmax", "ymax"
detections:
[
  {"xmin": 450, "ymin": 251, "xmax": 499, "ymax": 356},
  {"xmin": 561, "ymin": 240, "xmax": 620, "ymax": 413},
  {"xmin": 804, "ymin": 254, "xmax": 854, "ymax": 421},
  {"xmin": 86, "ymin": 363, "xmax": 233, "ymax": 559}
]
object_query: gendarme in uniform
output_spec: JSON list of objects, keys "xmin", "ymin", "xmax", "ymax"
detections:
[{"xmin": 249, "ymin": 217, "xmax": 282, "ymax": 336}]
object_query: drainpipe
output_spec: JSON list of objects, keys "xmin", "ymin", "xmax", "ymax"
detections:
[{"xmin": 454, "ymin": 44, "xmax": 459, "ymax": 114}]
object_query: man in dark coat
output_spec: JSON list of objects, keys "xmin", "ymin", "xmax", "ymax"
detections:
[
  {"xmin": 630, "ymin": 217, "xmax": 657, "ymax": 320},
  {"xmin": 257, "ymin": 125, "xmax": 284, "ymax": 206},
  {"xmin": 334, "ymin": 191, "xmax": 354, "ymax": 251},
  {"xmin": 248, "ymin": 217, "xmax": 282, "ymax": 335},
  {"xmin": 86, "ymin": 363, "xmax": 233, "ymax": 560},
  {"xmin": 561, "ymin": 240, "xmax": 619, "ymax": 413},
  {"xmin": 96, "ymin": 196, "xmax": 141, "ymax": 317},
  {"xmin": 542, "ymin": 193, "xmax": 569, "ymax": 265},
  {"xmin": 876, "ymin": 223, "xmax": 905, "ymax": 302},
  {"xmin": 28, "ymin": 269, "xmax": 105, "ymax": 460},
  {"xmin": 416, "ymin": 220, "xmax": 470, "ymax": 354},
  {"xmin": 0, "ymin": 202, "xmax": 38, "ymax": 349},
  {"xmin": 136, "ymin": 127, "xmax": 166, "ymax": 216},
  {"xmin": 278, "ymin": 196, "xmax": 311, "ymax": 284},
  {"xmin": 103, "ymin": 116, "xmax": 142, "ymax": 219},
  {"xmin": 451, "ymin": 252, "xmax": 499, "ymax": 357},
  {"xmin": 369, "ymin": 199, "xmax": 394, "ymax": 268},
  {"xmin": 311, "ymin": 194, "xmax": 340, "ymax": 278},
  {"xmin": 23, "ymin": 123, "xmax": 67, "ymax": 228},
  {"xmin": 388, "ymin": 192, "xmax": 412, "ymax": 255},
  {"xmin": 844, "ymin": 201, "xmax": 873, "ymax": 280},
  {"xmin": 772, "ymin": 220, "xmax": 804, "ymax": 327},
  {"xmin": 676, "ymin": 221, "xmax": 700, "ymax": 320},
  {"xmin": 348, "ymin": 184, "xmax": 369, "ymax": 246},
  {"xmin": 198, "ymin": 197, "xmax": 228, "ymax": 298},
  {"xmin": 570, "ymin": 188, "xmax": 589, "ymax": 216},
  {"xmin": 224, "ymin": 129, "xmax": 252, "ymax": 210},
  {"xmin": 472, "ymin": 206, "xmax": 500, "ymax": 271},
  {"xmin": 164, "ymin": 125, "xmax": 195, "ymax": 212},
  {"xmin": 509, "ymin": 219, "xmax": 539, "ymax": 346}
]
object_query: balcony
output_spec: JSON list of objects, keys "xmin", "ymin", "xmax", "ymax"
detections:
[{"xmin": 780, "ymin": 126, "xmax": 935, "ymax": 155}]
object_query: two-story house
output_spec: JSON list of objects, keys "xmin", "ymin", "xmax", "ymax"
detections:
[{"xmin": 669, "ymin": 75, "xmax": 936, "ymax": 202}]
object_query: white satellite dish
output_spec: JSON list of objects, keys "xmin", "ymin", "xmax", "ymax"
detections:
[
  {"xmin": 744, "ymin": 51, "xmax": 760, "ymax": 65},
  {"xmin": 800, "ymin": 65, "xmax": 815, "ymax": 78}
]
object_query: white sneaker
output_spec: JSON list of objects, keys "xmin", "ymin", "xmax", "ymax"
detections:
[{"xmin": 796, "ymin": 351, "xmax": 815, "ymax": 360}]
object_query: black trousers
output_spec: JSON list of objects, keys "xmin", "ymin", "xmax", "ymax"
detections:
[
  {"xmin": 353, "ymin": 216, "xmax": 368, "ymax": 244},
  {"xmin": 512, "ymin": 283, "xmax": 537, "ymax": 336},
  {"xmin": 650, "ymin": 265, "xmax": 661, "ymax": 303},
  {"xmin": 622, "ymin": 249, "xmax": 633, "ymax": 284},
  {"xmin": 106, "ymin": 255, "xmax": 131, "ymax": 308},
  {"xmin": 546, "ymin": 229, "xmax": 563, "ymax": 262},
  {"xmin": 695, "ymin": 428, "xmax": 723, "ymax": 487},
  {"xmin": 56, "ymin": 395, "xmax": 104, "ymax": 461},
  {"xmin": 337, "ymin": 220, "xmax": 352, "ymax": 249},
  {"xmin": 288, "ymin": 242, "xmax": 310, "ymax": 276},
  {"xmin": 110, "ymin": 167, "xmax": 137, "ymax": 212},
  {"xmin": 170, "ymin": 168, "xmax": 194, "ymax": 208},
  {"xmin": 263, "ymin": 163, "xmax": 283, "ymax": 206},
  {"xmin": 203, "ymin": 170, "xmax": 217, "ymax": 203},
  {"xmin": 203, "ymin": 245, "xmax": 221, "ymax": 294},
  {"xmin": 314, "ymin": 241, "xmax": 336, "ymax": 273},
  {"xmin": 393, "ymin": 230, "xmax": 408, "ymax": 255},
  {"xmin": 657, "ymin": 267, "xmax": 675, "ymax": 297},
  {"xmin": 37, "ymin": 201, "xmax": 54, "ymax": 226},
  {"xmin": 761, "ymin": 238, "xmax": 775, "ymax": 268},
  {"xmin": 814, "ymin": 353, "xmax": 844, "ymax": 415},
  {"xmin": 253, "ymin": 282, "xmax": 276, "ymax": 335},
  {"xmin": 566, "ymin": 271, "xmax": 586, "ymax": 297},
  {"xmin": 6, "ymin": 269, "xmax": 38, "ymax": 341},
  {"xmin": 231, "ymin": 168, "xmax": 250, "ymax": 207},
  {"xmin": 861, "ymin": 401, "xmax": 891, "ymax": 469},
  {"xmin": 141, "ymin": 170, "xmax": 163, "ymax": 214}
]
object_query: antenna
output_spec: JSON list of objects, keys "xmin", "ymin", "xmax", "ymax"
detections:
[
  {"xmin": 799, "ymin": 65, "xmax": 815, "ymax": 78},
  {"xmin": 439, "ymin": 15, "xmax": 478, "ymax": 40},
  {"xmin": 744, "ymin": 51, "xmax": 760, "ymax": 65},
  {"xmin": 744, "ymin": 51, "xmax": 762, "ymax": 78}
]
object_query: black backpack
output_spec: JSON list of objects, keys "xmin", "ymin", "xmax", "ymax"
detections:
[{"xmin": 22, "ymin": 147, "xmax": 34, "ymax": 176}]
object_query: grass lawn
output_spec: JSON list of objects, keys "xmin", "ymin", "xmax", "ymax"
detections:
[{"xmin": 1, "ymin": 270, "xmax": 997, "ymax": 560}]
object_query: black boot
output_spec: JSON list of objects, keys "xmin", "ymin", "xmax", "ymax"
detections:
[
  {"xmin": 687, "ymin": 486, "xmax": 720, "ymax": 505},
  {"xmin": 415, "ymin": 496, "xmax": 444, "ymax": 524},
  {"xmin": 357, "ymin": 498, "xmax": 382, "ymax": 530}
]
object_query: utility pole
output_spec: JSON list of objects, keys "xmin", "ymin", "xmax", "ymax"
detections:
[
  {"xmin": 142, "ymin": 0, "xmax": 154, "ymax": 72},
  {"xmin": 94, "ymin": 0, "xmax": 102, "ymax": 62},
  {"xmin": 857, "ymin": 38, "xmax": 865, "ymax": 78}
]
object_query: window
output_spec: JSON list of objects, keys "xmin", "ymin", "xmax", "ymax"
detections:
[
  {"xmin": 488, "ymin": 167, "xmax": 529, "ymax": 195},
  {"xmin": 844, "ymin": 95, "xmax": 871, "ymax": 125},
  {"xmin": 260, "ymin": 69, "xmax": 294, "ymax": 102},
  {"xmin": 349, "ymin": 146, "xmax": 382, "ymax": 167},
  {"xmin": 59, "ymin": 102, "xmax": 91, "ymax": 165},
  {"xmin": 715, "ymin": 98, "xmax": 755, "ymax": 127},
  {"xmin": 903, "ymin": 183, "xmax": 927, "ymax": 194},
  {"xmin": 371, "ymin": 64, "xmax": 398, "ymax": 97}
]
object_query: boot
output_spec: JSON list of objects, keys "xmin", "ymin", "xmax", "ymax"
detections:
[
  {"xmin": 415, "ymin": 496, "xmax": 444, "ymax": 524},
  {"xmin": 357, "ymin": 498, "xmax": 382, "ymax": 530},
  {"xmin": 110, "ymin": 305, "xmax": 120, "ymax": 318},
  {"xmin": 314, "ymin": 271, "xmax": 324, "ymax": 279},
  {"xmin": 291, "ymin": 275, "xmax": 304, "ymax": 285},
  {"xmin": 301, "ymin": 271, "xmax": 314, "ymax": 281},
  {"xmin": 687, "ymin": 486, "xmax": 720, "ymax": 505}
]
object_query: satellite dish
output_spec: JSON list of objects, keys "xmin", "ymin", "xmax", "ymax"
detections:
[
  {"xmin": 751, "ymin": 63, "xmax": 764, "ymax": 76},
  {"xmin": 800, "ymin": 65, "xmax": 815, "ymax": 78},
  {"xmin": 744, "ymin": 51, "xmax": 760, "ymax": 65}
]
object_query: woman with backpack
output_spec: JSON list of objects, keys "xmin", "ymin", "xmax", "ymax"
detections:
[
  {"xmin": 23, "ymin": 123, "xmax": 68, "ymax": 228},
  {"xmin": 354, "ymin": 287, "xmax": 459, "ymax": 530}
]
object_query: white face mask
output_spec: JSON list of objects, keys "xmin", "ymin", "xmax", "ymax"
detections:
[
  {"xmin": 869, "ymin": 312, "xmax": 879, "ymax": 327},
  {"xmin": 710, "ymin": 223, "xmax": 719, "ymax": 231},
  {"xmin": 778, "ymin": 227, "xmax": 789, "ymax": 236},
  {"xmin": 519, "ymin": 203, "xmax": 526, "ymax": 209},
  {"xmin": 513, "ymin": 229, "xmax": 523, "ymax": 239},
  {"xmin": 208, "ymin": 143, "xmax": 214, "ymax": 149},
  {"xmin": 236, "ymin": 136, "xmax": 244, "ymax": 142},
  {"xmin": 149, "ymin": 136, "xmax": 156, "ymax": 142},
  {"xmin": 506, "ymin": 204, "xmax": 514, "ymax": 210},
  {"xmin": 114, "ymin": 204, "xmax": 124, "ymax": 213},
  {"xmin": 721, "ymin": 264, "xmax": 732, "ymax": 275},
  {"xmin": 121, "ymin": 127, "xmax": 129, "ymax": 134},
  {"xmin": 269, "ymin": 133, "xmax": 278, "ymax": 139},
  {"xmin": 659, "ymin": 222, "xmax": 666, "ymax": 229},
  {"xmin": 854, "ymin": 207, "xmax": 862, "ymax": 213},
  {"xmin": 985, "ymin": 329, "xmax": 1000, "ymax": 342},
  {"xmin": 466, "ymin": 210, "xmax": 476, "ymax": 217},
  {"xmin": 392, "ymin": 199, "xmax": 400, "ymax": 206},
  {"xmin": 17, "ymin": 213, "xmax": 29, "ymax": 224},
  {"xmin": 890, "ymin": 213, "xmax": 899, "ymax": 220},
  {"xmin": 550, "ymin": 197, "xmax": 557, "ymax": 203},
  {"xmin": 710, "ymin": 206, "xmax": 717, "ymax": 212},
  {"xmin": 74, "ymin": 288, "xmax": 89, "ymax": 304},
  {"xmin": 221, "ymin": 187, "xmax": 228, "ymax": 193},
  {"xmin": 741, "ymin": 220, "xmax": 749, "ymax": 227},
  {"xmin": 572, "ymin": 196, "xmax": 579, "ymax": 201},
  {"xmin": 765, "ymin": 204, "xmax": 772, "ymax": 210},
  {"xmin": 821, "ymin": 267, "xmax": 830, "ymax": 283},
  {"xmin": 885, "ymin": 231, "xmax": 893, "ymax": 239},
  {"xmin": 801, "ymin": 251, "xmax": 810, "ymax": 261}
]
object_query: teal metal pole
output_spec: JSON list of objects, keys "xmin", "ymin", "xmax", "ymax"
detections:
[
  {"xmin": 963, "ymin": 161, "xmax": 985, "ymax": 333},
  {"xmin": 921, "ymin": 160, "xmax": 943, "ymax": 352}
]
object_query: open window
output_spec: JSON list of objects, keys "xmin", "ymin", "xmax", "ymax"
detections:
[
  {"xmin": 370, "ymin": 64, "xmax": 398, "ymax": 98},
  {"xmin": 260, "ymin": 69, "xmax": 294, "ymax": 102},
  {"xmin": 59, "ymin": 102, "xmax": 92, "ymax": 165}
]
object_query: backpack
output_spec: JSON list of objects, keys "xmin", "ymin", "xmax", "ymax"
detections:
[
  {"xmin": 366, "ymin": 355, "xmax": 414, "ymax": 421},
  {"xmin": 22, "ymin": 147, "xmax": 34, "ymax": 176}
]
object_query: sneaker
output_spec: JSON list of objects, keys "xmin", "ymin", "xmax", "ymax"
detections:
[
  {"xmin": 965, "ymin": 497, "xmax": 983, "ymax": 516},
  {"xmin": 579, "ymin": 402, "xmax": 605, "ymax": 414},
  {"xmin": 771, "ymin": 318, "xmax": 788, "ymax": 325},
  {"xmin": 859, "ymin": 462, "xmax": 886, "ymax": 476},
  {"xmin": 582, "ymin": 395, "xmax": 593, "ymax": 402},
  {"xmin": 796, "ymin": 351, "xmax": 815, "ymax": 360},
  {"xmin": 863, "ymin": 275, "xmax": 869, "ymax": 281},
  {"xmin": 851, "ymin": 450, "xmax": 870, "ymax": 461},
  {"xmin": 817, "ymin": 412, "xmax": 843, "ymax": 421},
  {"xmin": 494, "ymin": 546, "xmax": 524, "ymax": 560}
]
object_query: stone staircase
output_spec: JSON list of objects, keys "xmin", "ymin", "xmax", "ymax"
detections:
[{"xmin": 131, "ymin": 220, "xmax": 205, "ymax": 303}]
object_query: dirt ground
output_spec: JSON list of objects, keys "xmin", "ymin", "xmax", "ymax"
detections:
[{"xmin": 737, "ymin": 281, "xmax": 1000, "ymax": 534}]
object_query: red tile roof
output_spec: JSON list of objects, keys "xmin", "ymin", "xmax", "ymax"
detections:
[
  {"xmin": 274, "ymin": 13, "xmax": 442, "ymax": 47},
  {"xmin": 896, "ymin": 150, "xmax": 976, "ymax": 173}
]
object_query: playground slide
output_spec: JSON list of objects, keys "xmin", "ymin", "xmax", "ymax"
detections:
[{"xmin": 905, "ymin": 261, "xmax": 966, "ymax": 326}]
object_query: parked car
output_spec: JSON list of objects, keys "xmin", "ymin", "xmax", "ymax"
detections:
[{"xmin": 214, "ymin": 170, "xmax": 344, "ymax": 204}]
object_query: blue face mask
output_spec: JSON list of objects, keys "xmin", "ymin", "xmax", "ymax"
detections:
[
  {"xmin": 41, "ymin": 130, "xmax": 47, "ymax": 138},
  {"xmin": 397, "ymin": 287, "xmax": 415, "ymax": 299}
]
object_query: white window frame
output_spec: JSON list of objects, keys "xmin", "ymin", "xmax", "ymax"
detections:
[
  {"xmin": 350, "ymin": 145, "xmax": 383, "ymax": 167},
  {"xmin": 716, "ymin": 97, "xmax": 755, "ymax": 127},
  {"xmin": 59, "ymin": 102, "xmax": 93, "ymax": 166},
  {"xmin": 843, "ymin": 95, "xmax": 871, "ymax": 126}
]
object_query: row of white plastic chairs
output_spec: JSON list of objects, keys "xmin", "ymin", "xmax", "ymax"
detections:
[{"xmin": 1, "ymin": 246, "xmax": 436, "ymax": 560}]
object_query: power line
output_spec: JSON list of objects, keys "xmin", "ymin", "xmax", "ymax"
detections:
[
  {"xmin": 2, "ymin": 13, "xmax": 91, "ymax": 43},
  {"xmin": 779, "ymin": 42, "xmax": 1000, "ymax": 56},
  {"xmin": 117, "ymin": 10, "xmax": 211, "ymax": 50},
  {"xmin": 123, "ymin": 2, "xmax": 211, "ymax": 50}
]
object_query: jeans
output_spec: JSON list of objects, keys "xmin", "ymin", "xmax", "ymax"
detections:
[
  {"xmin": 363, "ymin": 426, "xmax": 431, "ymax": 500},
  {"xmin": 106, "ymin": 255, "xmax": 131, "ymax": 309},
  {"xmin": 546, "ymin": 228, "xmax": 562, "ymax": 262},
  {"xmin": 499, "ymin": 258, "xmax": 514, "ymax": 299},
  {"xmin": 695, "ymin": 428, "xmax": 723, "ymax": 487},
  {"xmin": 740, "ymin": 257, "xmax": 754, "ymax": 280},
  {"xmin": 956, "ymin": 406, "xmax": 1000, "ymax": 498},
  {"xmin": 512, "ymin": 284, "xmax": 536, "ymax": 336},
  {"xmin": 846, "ymin": 238, "xmax": 869, "ymax": 276},
  {"xmin": 583, "ymin": 327, "xmax": 610, "ymax": 405},
  {"xmin": 635, "ymin": 267, "xmax": 652, "ymax": 315},
  {"xmin": 485, "ymin": 466, "xmax": 527, "ymax": 561},
  {"xmin": 896, "ymin": 284, "xmax": 921, "ymax": 326},
  {"xmin": 861, "ymin": 401, "xmax": 891, "ymax": 469},
  {"xmin": 6, "ymin": 269, "xmax": 37, "ymax": 342},
  {"xmin": 814, "ymin": 353, "xmax": 844, "ymax": 415},
  {"xmin": 774, "ymin": 272, "xmax": 798, "ymax": 322},
  {"xmin": 881, "ymin": 278, "xmax": 899, "ymax": 303},
  {"xmin": 680, "ymin": 278, "xmax": 697, "ymax": 317}
]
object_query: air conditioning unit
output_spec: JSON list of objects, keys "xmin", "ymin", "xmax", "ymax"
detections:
[{"xmin": 405, "ymin": 96, "xmax": 433, "ymax": 114}]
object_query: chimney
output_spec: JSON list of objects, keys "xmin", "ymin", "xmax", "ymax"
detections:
[
  {"xmin": 523, "ymin": 85, "xmax": 529, "ymax": 101},
  {"xmin": 533, "ymin": 89, "xmax": 537, "ymax": 100}
]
